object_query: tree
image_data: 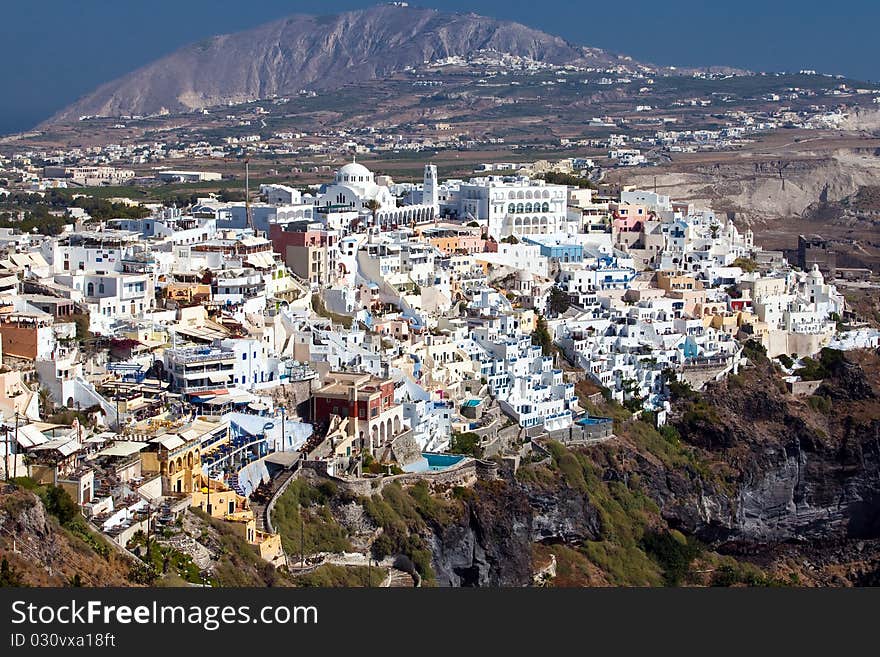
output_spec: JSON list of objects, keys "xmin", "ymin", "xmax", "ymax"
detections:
[
  {"xmin": 364, "ymin": 199, "xmax": 381, "ymax": 232},
  {"xmin": 547, "ymin": 286, "xmax": 570, "ymax": 316},
  {"xmin": 217, "ymin": 189, "xmax": 246, "ymax": 202},
  {"xmin": 0, "ymin": 558, "xmax": 23, "ymax": 587},
  {"xmin": 42, "ymin": 485, "xmax": 79, "ymax": 526},
  {"xmin": 450, "ymin": 432, "xmax": 480, "ymax": 457},
  {"xmin": 38, "ymin": 387, "xmax": 53, "ymax": 416},
  {"xmin": 732, "ymin": 257, "xmax": 758, "ymax": 273},
  {"xmin": 531, "ymin": 315, "xmax": 554, "ymax": 356},
  {"xmin": 539, "ymin": 171, "xmax": 595, "ymax": 189}
]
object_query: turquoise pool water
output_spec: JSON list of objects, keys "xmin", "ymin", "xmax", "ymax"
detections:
[
  {"xmin": 402, "ymin": 452, "xmax": 465, "ymax": 473},
  {"xmin": 424, "ymin": 453, "xmax": 465, "ymax": 470},
  {"xmin": 577, "ymin": 417, "xmax": 610, "ymax": 425}
]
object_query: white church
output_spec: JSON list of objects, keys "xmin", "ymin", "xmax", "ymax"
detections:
[{"xmin": 316, "ymin": 159, "xmax": 438, "ymax": 228}]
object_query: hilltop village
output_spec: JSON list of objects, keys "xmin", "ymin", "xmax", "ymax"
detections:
[{"xmin": 0, "ymin": 156, "xmax": 877, "ymax": 581}]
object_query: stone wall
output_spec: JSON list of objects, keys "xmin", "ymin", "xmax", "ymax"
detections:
[
  {"xmin": 304, "ymin": 457, "xmax": 482, "ymax": 497},
  {"xmin": 787, "ymin": 379, "xmax": 824, "ymax": 396},
  {"xmin": 680, "ymin": 363, "xmax": 733, "ymax": 391},
  {"xmin": 537, "ymin": 418, "xmax": 614, "ymax": 445}
]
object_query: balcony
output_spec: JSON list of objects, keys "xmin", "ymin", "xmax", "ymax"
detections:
[{"xmin": 170, "ymin": 348, "xmax": 236, "ymax": 365}]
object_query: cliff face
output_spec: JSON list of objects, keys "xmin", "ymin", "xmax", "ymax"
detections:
[
  {"xmin": 619, "ymin": 147, "xmax": 880, "ymax": 226},
  {"xmin": 435, "ymin": 348, "xmax": 880, "ymax": 586},
  {"xmin": 660, "ymin": 349, "xmax": 880, "ymax": 547},
  {"xmin": 428, "ymin": 480, "xmax": 533, "ymax": 587},
  {"xmin": 0, "ymin": 488, "xmax": 134, "ymax": 586},
  {"xmin": 46, "ymin": 5, "xmax": 626, "ymax": 124}
]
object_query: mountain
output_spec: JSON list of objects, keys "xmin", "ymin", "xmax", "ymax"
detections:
[{"xmin": 45, "ymin": 4, "xmax": 646, "ymax": 125}]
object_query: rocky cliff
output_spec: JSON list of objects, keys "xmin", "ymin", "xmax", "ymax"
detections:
[
  {"xmin": 0, "ymin": 487, "xmax": 134, "ymax": 586},
  {"xmin": 620, "ymin": 148, "xmax": 880, "ymax": 226},
  {"xmin": 426, "ymin": 347, "xmax": 880, "ymax": 586},
  {"xmin": 428, "ymin": 480, "xmax": 533, "ymax": 587}
]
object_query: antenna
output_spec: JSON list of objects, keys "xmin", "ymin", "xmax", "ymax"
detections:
[{"xmin": 245, "ymin": 158, "xmax": 253, "ymax": 232}]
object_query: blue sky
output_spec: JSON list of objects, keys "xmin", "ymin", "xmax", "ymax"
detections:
[{"xmin": 1, "ymin": 0, "xmax": 876, "ymax": 135}]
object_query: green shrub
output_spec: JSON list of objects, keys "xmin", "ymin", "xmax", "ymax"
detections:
[
  {"xmin": 271, "ymin": 479, "xmax": 351, "ymax": 556},
  {"xmin": 0, "ymin": 558, "xmax": 24, "ymax": 587},
  {"xmin": 294, "ymin": 564, "xmax": 386, "ymax": 587},
  {"xmin": 41, "ymin": 485, "xmax": 79, "ymax": 526},
  {"xmin": 449, "ymin": 432, "xmax": 480, "ymax": 457},
  {"xmin": 806, "ymin": 395, "xmax": 832, "ymax": 414},
  {"xmin": 641, "ymin": 530, "xmax": 703, "ymax": 586}
]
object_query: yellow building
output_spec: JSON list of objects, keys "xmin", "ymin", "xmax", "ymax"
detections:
[
  {"xmin": 140, "ymin": 420, "xmax": 229, "ymax": 495},
  {"xmin": 192, "ymin": 485, "xmax": 285, "ymax": 567},
  {"xmin": 656, "ymin": 271, "xmax": 703, "ymax": 293}
]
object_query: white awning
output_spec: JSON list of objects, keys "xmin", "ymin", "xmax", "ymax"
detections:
[
  {"xmin": 245, "ymin": 252, "xmax": 276, "ymax": 269},
  {"xmin": 15, "ymin": 424, "xmax": 49, "ymax": 449},
  {"xmin": 152, "ymin": 435, "xmax": 185, "ymax": 450},
  {"xmin": 95, "ymin": 441, "xmax": 149, "ymax": 458}
]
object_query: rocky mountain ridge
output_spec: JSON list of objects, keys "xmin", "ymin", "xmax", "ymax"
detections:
[{"xmin": 47, "ymin": 5, "xmax": 643, "ymax": 125}]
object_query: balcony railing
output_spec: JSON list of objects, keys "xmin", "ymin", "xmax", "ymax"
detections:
[{"xmin": 170, "ymin": 350, "xmax": 236, "ymax": 364}]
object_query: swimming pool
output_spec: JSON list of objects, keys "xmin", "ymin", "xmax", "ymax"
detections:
[
  {"xmin": 402, "ymin": 452, "xmax": 466, "ymax": 473},
  {"xmin": 577, "ymin": 417, "xmax": 611, "ymax": 425},
  {"xmin": 424, "ymin": 453, "xmax": 465, "ymax": 470}
]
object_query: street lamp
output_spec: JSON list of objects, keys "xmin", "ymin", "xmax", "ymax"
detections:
[{"xmin": 277, "ymin": 405, "xmax": 286, "ymax": 450}]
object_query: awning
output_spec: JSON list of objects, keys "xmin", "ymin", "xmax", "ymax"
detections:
[
  {"xmin": 245, "ymin": 252, "xmax": 276, "ymax": 269},
  {"xmin": 31, "ymin": 437, "xmax": 82, "ymax": 457},
  {"xmin": 228, "ymin": 391, "xmax": 255, "ymax": 404},
  {"xmin": 15, "ymin": 424, "xmax": 50, "ymax": 448},
  {"xmin": 248, "ymin": 402, "xmax": 269, "ymax": 412},
  {"xmin": 95, "ymin": 441, "xmax": 149, "ymax": 458},
  {"xmin": 152, "ymin": 435, "xmax": 185, "ymax": 450},
  {"xmin": 208, "ymin": 372, "xmax": 231, "ymax": 384}
]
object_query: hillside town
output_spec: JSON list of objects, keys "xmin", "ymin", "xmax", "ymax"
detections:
[{"xmin": 0, "ymin": 155, "xmax": 877, "ymax": 579}]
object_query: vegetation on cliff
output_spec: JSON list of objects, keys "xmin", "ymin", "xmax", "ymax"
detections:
[{"xmin": 272, "ymin": 479, "xmax": 351, "ymax": 557}]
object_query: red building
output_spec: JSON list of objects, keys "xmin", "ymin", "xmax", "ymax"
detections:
[{"xmin": 312, "ymin": 372, "xmax": 402, "ymax": 451}]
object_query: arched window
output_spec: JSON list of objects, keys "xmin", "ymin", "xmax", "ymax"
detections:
[
  {"xmin": 525, "ymin": 190, "xmax": 533, "ymax": 200},
  {"xmin": 508, "ymin": 203, "xmax": 516, "ymax": 214},
  {"xmin": 516, "ymin": 203, "xmax": 524, "ymax": 213},
  {"xmin": 87, "ymin": 282, "xmax": 94, "ymax": 296},
  {"xmin": 541, "ymin": 202, "xmax": 550, "ymax": 212},
  {"xmin": 543, "ymin": 190, "xmax": 550, "ymax": 199},
  {"xmin": 525, "ymin": 202, "xmax": 532, "ymax": 213},
  {"xmin": 98, "ymin": 283, "xmax": 105, "ymax": 294}
]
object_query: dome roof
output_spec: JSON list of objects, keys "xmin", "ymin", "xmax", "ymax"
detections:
[
  {"xmin": 337, "ymin": 161, "xmax": 372, "ymax": 181},
  {"xmin": 518, "ymin": 269, "xmax": 534, "ymax": 282}
]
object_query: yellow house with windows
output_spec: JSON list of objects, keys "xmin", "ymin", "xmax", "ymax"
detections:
[
  {"xmin": 191, "ymin": 484, "xmax": 285, "ymax": 567},
  {"xmin": 139, "ymin": 420, "xmax": 229, "ymax": 496}
]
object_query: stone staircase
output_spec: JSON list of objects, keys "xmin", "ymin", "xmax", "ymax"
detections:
[{"xmin": 252, "ymin": 467, "xmax": 297, "ymax": 533}]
